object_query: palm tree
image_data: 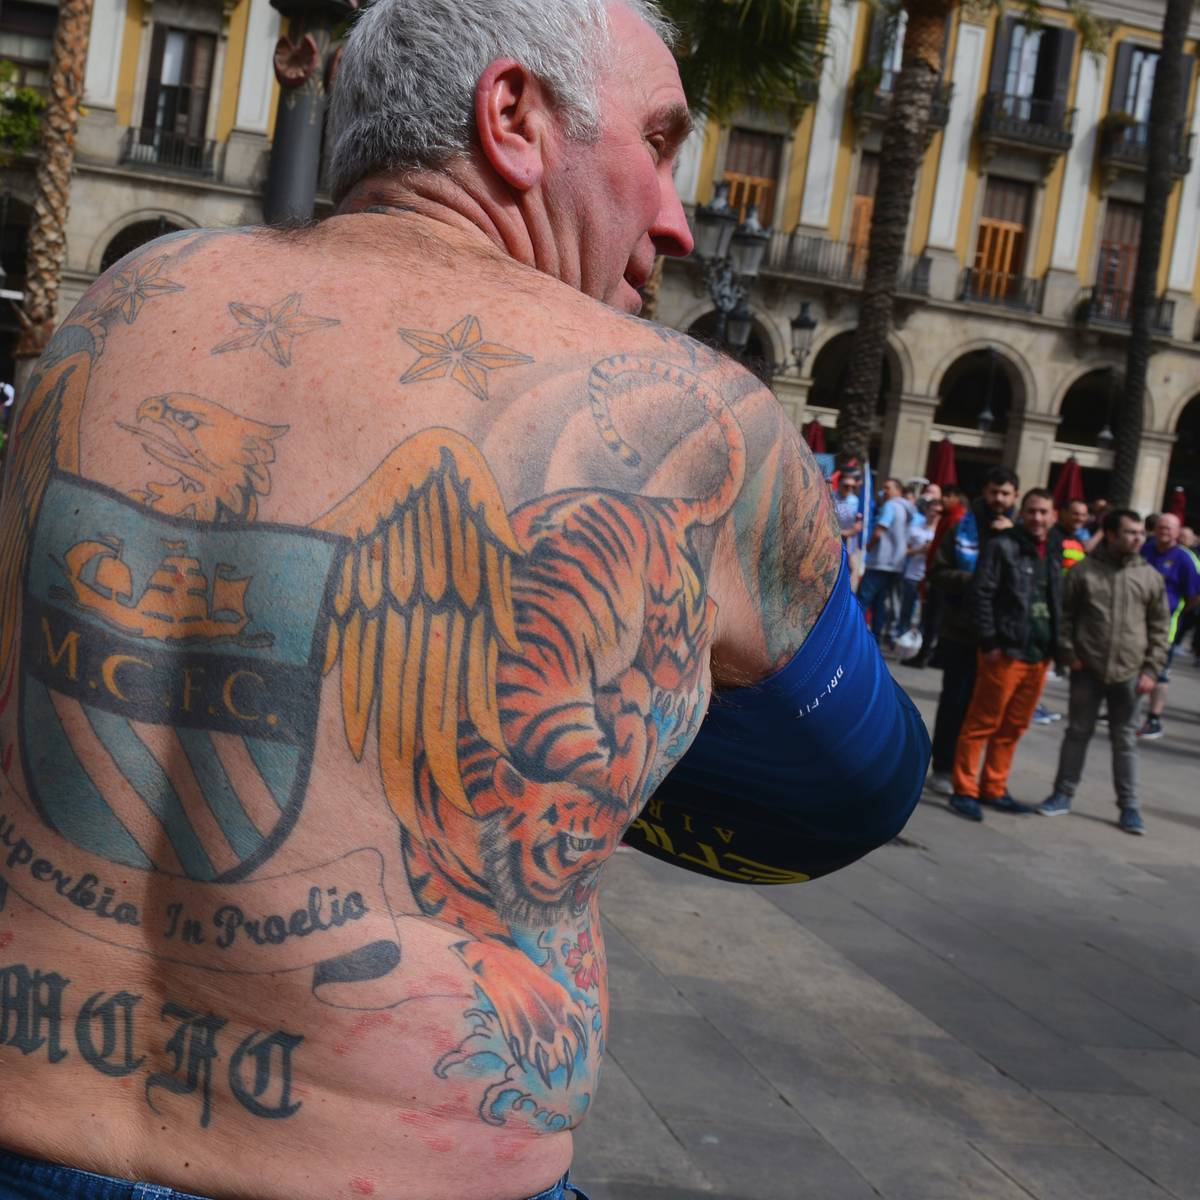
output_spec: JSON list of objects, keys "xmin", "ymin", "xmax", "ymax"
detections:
[
  {"xmin": 642, "ymin": 0, "xmax": 828, "ymax": 318},
  {"xmin": 1111, "ymin": 0, "xmax": 1191, "ymax": 507},
  {"xmin": 12, "ymin": 0, "xmax": 94, "ymax": 393},
  {"xmin": 836, "ymin": 0, "xmax": 952, "ymax": 464}
]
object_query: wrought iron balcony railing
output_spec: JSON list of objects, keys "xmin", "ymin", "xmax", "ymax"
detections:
[
  {"xmin": 119, "ymin": 127, "xmax": 221, "ymax": 180},
  {"xmin": 853, "ymin": 78, "xmax": 953, "ymax": 131},
  {"xmin": 979, "ymin": 92, "xmax": 1075, "ymax": 155},
  {"xmin": 959, "ymin": 268, "xmax": 1044, "ymax": 312},
  {"xmin": 1098, "ymin": 118, "xmax": 1193, "ymax": 179},
  {"xmin": 764, "ymin": 232, "xmax": 930, "ymax": 296},
  {"xmin": 1077, "ymin": 286, "xmax": 1175, "ymax": 336}
]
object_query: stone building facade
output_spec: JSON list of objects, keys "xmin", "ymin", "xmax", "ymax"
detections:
[
  {"xmin": 2, "ymin": 0, "xmax": 1198, "ymax": 515},
  {"xmin": 660, "ymin": 0, "xmax": 1200, "ymax": 516},
  {"xmin": 1, "ymin": 0, "xmax": 283, "ymax": 381}
]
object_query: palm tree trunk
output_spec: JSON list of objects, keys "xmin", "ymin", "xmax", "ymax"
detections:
[
  {"xmin": 13, "ymin": 0, "xmax": 94, "ymax": 393},
  {"xmin": 836, "ymin": 0, "xmax": 952, "ymax": 465},
  {"xmin": 1111, "ymin": 0, "xmax": 1189, "ymax": 508}
]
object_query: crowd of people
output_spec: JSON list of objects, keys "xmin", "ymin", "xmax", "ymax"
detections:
[{"xmin": 834, "ymin": 463, "xmax": 1200, "ymax": 835}]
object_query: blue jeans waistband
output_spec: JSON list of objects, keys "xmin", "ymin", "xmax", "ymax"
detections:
[{"xmin": 0, "ymin": 1148, "xmax": 588, "ymax": 1200}]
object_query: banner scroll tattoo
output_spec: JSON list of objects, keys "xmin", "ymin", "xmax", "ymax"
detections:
[{"xmin": 0, "ymin": 801, "xmax": 419, "ymax": 1010}]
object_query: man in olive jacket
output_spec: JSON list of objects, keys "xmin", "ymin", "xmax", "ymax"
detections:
[{"xmin": 1039, "ymin": 509, "xmax": 1171, "ymax": 833}]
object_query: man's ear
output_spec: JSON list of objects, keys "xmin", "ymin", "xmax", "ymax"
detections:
[{"xmin": 475, "ymin": 58, "xmax": 551, "ymax": 190}]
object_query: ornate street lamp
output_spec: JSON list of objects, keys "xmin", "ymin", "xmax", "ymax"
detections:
[
  {"xmin": 692, "ymin": 188, "xmax": 771, "ymax": 353},
  {"xmin": 790, "ymin": 302, "xmax": 818, "ymax": 366}
]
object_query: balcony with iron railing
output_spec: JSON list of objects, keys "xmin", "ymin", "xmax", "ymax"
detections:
[
  {"xmin": 1098, "ymin": 116, "xmax": 1194, "ymax": 179},
  {"xmin": 1076, "ymin": 286, "xmax": 1176, "ymax": 336},
  {"xmin": 119, "ymin": 127, "xmax": 223, "ymax": 181},
  {"xmin": 958, "ymin": 267, "xmax": 1044, "ymax": 312},
  {"xmin": 852, "ymin": 72, "xmax": 953, "ymax": 132},
  {"xmin": 978, "ymin": 92, "xmax": 1075, "ymax": 157},
  {"xmin": 764, "ymin": 231, "xmax": 931, "ymax": 295}
]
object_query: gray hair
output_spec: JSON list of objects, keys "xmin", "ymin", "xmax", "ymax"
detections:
[{"xmin": 327, "ymin": 0, "xmax": 674, "ymax": 201}]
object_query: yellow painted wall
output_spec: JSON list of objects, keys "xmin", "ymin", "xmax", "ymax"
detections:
[
  {"xmin": 1032, "ymin": 26, "xmax": 1081, "ymax": 278},
  {"xmin": 694, "ymin": 118, "xmax": 723, "ymax": 204},
  {"xmin": 909, "ymin": 9, "xmax": 960, "ymax": 254},
  {"xmin": 1160, "ymin": 44, "xmax": 1199, "ymax": 295},
  {"xmin": 952, "ymin": 9, "xmax": 1000, "ymax": 264},
  {"xmin": 828, "ymin": 3, "xmax": 872, "ymax": 240},
  {"xmin": 781, "ymin": 104, "xmax": 818, "ymax": 230},
  {"xmin": 216, "ymin": 0, "xmax": 252, "ymax": 141},
  {"xmin": 114, "ymin": 0, "xmax": 145, "ymax": 126}
]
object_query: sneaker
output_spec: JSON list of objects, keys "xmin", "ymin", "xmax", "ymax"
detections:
[
  {"xmin": 1137, "ymin": 716, "xmax": 1164, "ymax": 741},
  {"xmin": 1037, "ymin": 793, "xmax": 1072, "ymax": 816},
  {"xmin": 1118, "ymin": 808, "xmax": 1146, "ymax": 836},
  {"xmin": 949, "ymin": 794, "xmax": 984, "ymax": 822},
  {"xmin": 982, "ymin": 793, "xmax": 1035, "ymax": 815},
  {"xmin": 1031, "ymin": 704, "xmax": 1053, "ymax": 725},
  {"xmin": 927, "ymin": 771, "xmax": 954, "ymax": 796}
]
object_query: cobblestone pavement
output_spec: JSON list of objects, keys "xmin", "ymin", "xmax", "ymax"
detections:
[{"xmin": 573, "ymin": 654, "xmax": 1200, "ymax": 1199}]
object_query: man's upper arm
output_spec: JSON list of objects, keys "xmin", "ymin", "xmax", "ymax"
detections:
[{"xmin": 706, "ymin": 383, "xmax": 841, "ymax": 685}]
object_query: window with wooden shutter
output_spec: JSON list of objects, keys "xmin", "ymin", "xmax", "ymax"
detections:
[
  {"xmin": 141, "ymin": 25, "xmax": 217, "ymax": 143},
  {"xmin": 849, "ymin": 153, "xmax": 879, "ymax": 276},
  {"xmin": 723, "ymin": 129, "xmax": 784, "ymax": 223},
  {"xmin": 0, "ymin": 1, "xmax": 57, "ymax": 90},
  {"xmin": 971, "ymin": 177, "xmax": 1033, "ymax": 299},
  {"xmin": 1096, "ymin": 201, "xmax": 1142, "ymax": 320}
]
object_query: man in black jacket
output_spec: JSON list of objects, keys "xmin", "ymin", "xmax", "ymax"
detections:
[
  {"xmin": 948, "ymin": 489, "xmax": 1062, "ymax": 820},
  {"xmin": 925, "ymin": 467, "xmax": 1019, "ymax": 793}
]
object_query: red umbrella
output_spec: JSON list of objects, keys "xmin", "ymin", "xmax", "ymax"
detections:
[
  {"xmin": 1167, "ymin": 486, "xmax": 1186, "ymax": 521},
  {"xmin": 1052, "ymin": 457, "xmax": 1086, "ymax": 508},
  {"xmin": 804, "ymin": 419, "xmax": 826, "ymax": 453},
  {"xmin": 926, "ymin": 437, "xmax": 958, "ymax": 488}
]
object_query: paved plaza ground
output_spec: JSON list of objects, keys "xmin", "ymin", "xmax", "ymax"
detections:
[{"xmin": 573, "ymin": 653, "xmax": 1200, "ymax": 1199}]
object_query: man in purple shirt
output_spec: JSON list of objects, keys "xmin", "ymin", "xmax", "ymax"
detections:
[{"xmin": 1139, "ymin": 513, "xmax": 1200, "ymax": 739}]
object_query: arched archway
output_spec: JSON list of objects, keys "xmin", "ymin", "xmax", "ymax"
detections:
[
  {"xmin": 1166, "ymin": 394, "xmax": 1200, "ymax": 527},
  {"xmin": 805, "ymin": 331, "xmax": 897, "ymax": 461},
  {"xmin": 686, "ymin": 311, "xmax": 774, "ymax": 382},
  {"xmin": 807, "ymin": 331, "xmax": 896, "ymax": 415},
  {"xmin": 1057, "ymin": 368, "xmax": 1118, "ymax": 447},
  {"xmin": 935, "ymin": 349, "xmax": 1017, "ymax": 433},
  {"xmin": 99, "ymin": 216, "xmax": 187, "ymax": 274}
]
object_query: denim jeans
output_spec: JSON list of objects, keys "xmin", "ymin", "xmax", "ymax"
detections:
[
  {"xmin": 857, "ymin": 568, "xmax": 900, "ymax": 640},
  {"xmin": 0, "ymin": 1148, "xmax": 589, "ymax": 1200},
  {"xmin": 1053, "ymin": 669, "xmax": 1141, "ymax": 810}
]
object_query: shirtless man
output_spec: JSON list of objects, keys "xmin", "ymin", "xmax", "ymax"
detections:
[{"xmin": 0, "ymin": 3, "xmax": 929, "ymax": 1198}]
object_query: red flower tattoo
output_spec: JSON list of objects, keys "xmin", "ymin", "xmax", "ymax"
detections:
[{"xmin": 563, "ymin": 929, "xmax": 601, "ymax": 992}]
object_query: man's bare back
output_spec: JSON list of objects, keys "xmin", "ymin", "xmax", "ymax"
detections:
[{"xmin": 0, "ymin": 215, "xmax": 838, "ymax": 1199}]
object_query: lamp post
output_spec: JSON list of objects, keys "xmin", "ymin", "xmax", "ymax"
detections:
[
  {"xmin": 692, "ymin": 183, "xmax": 770, "ymax": 354},
  {"xmin": 692, "ymin": 186, "xmax": 819, "ymax": 374},
  {"xmin": 264, "ymin": 0, "xmax": 359, "ymax": 224}
]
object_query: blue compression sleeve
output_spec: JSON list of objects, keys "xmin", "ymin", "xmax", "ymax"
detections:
[{"xmin": 623, "ymin": 552, "xmax": 931, "ymax": 884}]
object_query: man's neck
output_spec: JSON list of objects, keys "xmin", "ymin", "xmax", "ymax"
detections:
[{"xmin": 337, "ymin": 166, "xmax": 548, "ymax": 278}]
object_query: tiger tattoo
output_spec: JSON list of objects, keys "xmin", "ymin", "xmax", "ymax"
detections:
[{"xmin": 401, "ymin": 355, "xmax": 746, "ymax": 937}]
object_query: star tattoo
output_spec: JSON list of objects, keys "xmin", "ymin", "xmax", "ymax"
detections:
[
  {"xmin": 212, "ymin": 293, "xmax": 340, "ymax": 367},
  {"xmin": 98, "ymin": 256, "xmax": 185, "ymax": 325},
  {"xmin": 398, "ymin": 315, "xmax": 533, "ymax": 401}
]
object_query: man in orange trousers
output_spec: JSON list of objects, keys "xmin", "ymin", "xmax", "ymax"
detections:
[{"xmin": 950, "ymin": 489, "xmax": 1062, "ymax": 820}]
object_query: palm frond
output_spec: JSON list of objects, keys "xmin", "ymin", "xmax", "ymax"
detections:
[{"xmin": 662, "ymin": 0, "xmax": 829, "ymax": 121}]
